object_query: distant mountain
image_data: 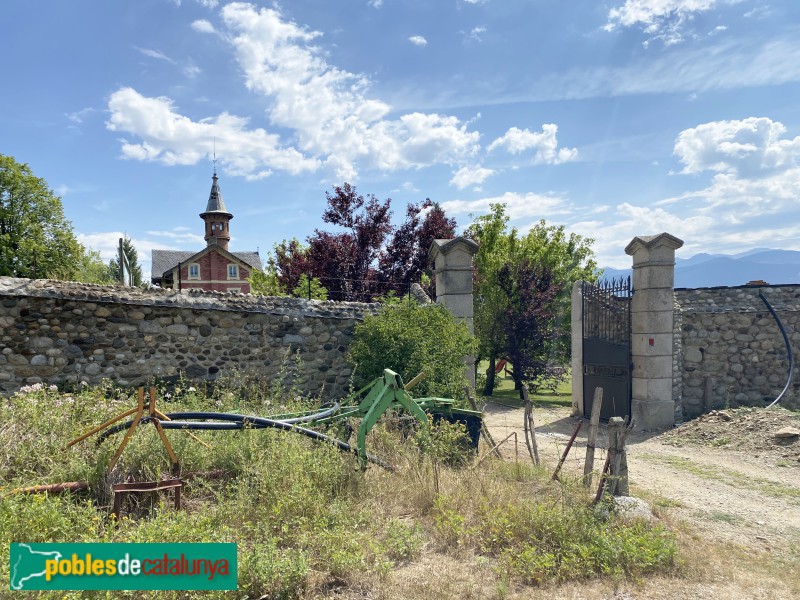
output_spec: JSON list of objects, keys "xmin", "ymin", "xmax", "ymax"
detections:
[{"xmin": 599, "ymin": 249, "xmax": 800, "ymax": 288}]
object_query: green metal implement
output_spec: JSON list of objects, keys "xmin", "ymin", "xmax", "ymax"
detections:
[
  {"xmin": 294, "ymin": 368, "xmax": 482, "ymax": 468},
  {"xmin": 79, "ymin": 369, "xmax": 483, "ymax": 471}
]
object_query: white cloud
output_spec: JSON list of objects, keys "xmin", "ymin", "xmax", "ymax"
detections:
[
  {"xmin": 441, "ymin": 191, "xmax": 572, "ymax": 221},
  {"xmin": 408, "ymin": 35, "xmax": 428, "ymax": 47},
  {"xmin": 674, "ymin": 117, "xmax": 800, "ymax": 176},
  {"xmin": 571, "ymin": 116, "xmax": 800, "ymax": 266},
  {"xmin": 65, "ymin": 107, "xmax": 95, "ymax": 124},
  {"xmin": 136, "ymin": 47, "xmax": 176, "ymax": 63},
  {"xmin": 191, "ymin": 19, "xmax": 216, "ymax": 33},
  {"xmin": 708, "ymin": 24, "xmax": 727, "ymax": 35},
  {"xmin": 368, "ymin": 0, "xmax": 383, "ymax": 7},
  {"xmin": 512, "ymin": 35, "xmax": 800, "ymax": 103},
  {"xmin": 145, "ymin": 229, "xmax": 206, "ymax": 244},
  {"xmin": 183, "ymin": 63, "xmax": 202, "ymax": 78},
  {"xmin": 604, "ymin": 0, "xmax": 740, "ymax": 46},
  {"xmin": 570, "ymin": 203, "xmax": 718, "ymax": 267},
  {"xmin": 449, "ymin": 166, "xmax": 494, "ymax": 189},
  {"xmin": 465, "ymin": 25, "xmax": 486, "ymax": 42},
  {"xmin": 109, "ymin": 4, "xmax": 480, "ymax": 181},
  {"xmin": 106, "ymin": 87, "xmax": 319, "ymax": 179},
  {"xmin": 196, "ymin": 0, "xmax": 218, "ymax": 7},
  {"xmin": 488, "ymin": 124, "xmax": 578, "ymax": 164}
]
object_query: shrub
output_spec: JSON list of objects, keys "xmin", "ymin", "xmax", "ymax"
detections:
[{"xmin": 347, "ymin": 299, "xmax": 478, "ymax": 401}]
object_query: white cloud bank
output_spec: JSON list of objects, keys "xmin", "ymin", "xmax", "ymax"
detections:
[
  {"xmin": 449, "ymin": 166, "xmax": 494, "ymax": 189},
  {"xmin": 488, "ymin": 124, "xmax": 578, "ymax": 165},
  {"xmin": 605, "ymin": 0, "xmax": 741, "ymax": 46},
  {"xmin": 408, "ymin": 35, "xmax": 428, "ymax": 47},
  {"xmin": 585, "ymin": 116, "xmax": 800, "ymax": 265},
  {"xmin": 107, "ymin": 87, "xmax": 318, "ymax": 180},
  {"xmin": 108, "ymin": 4, "xmax": 488, "ymax": 180}
]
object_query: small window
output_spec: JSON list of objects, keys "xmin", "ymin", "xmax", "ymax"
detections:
[
  {"xmin": 188, "ymin": 264, "xmax": 200, "ymax": 280},
  {"xmin": 228, "ymin": 264, "xmax": 239, "ymax": 280}
]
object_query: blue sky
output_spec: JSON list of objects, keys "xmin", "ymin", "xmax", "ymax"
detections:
[{"xmin": 2, "ymin": 0, "xmax": 799, "ymax": 274}]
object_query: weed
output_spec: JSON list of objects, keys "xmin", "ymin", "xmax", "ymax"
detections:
[{"xmin": 0, "ymin": 362, "xmax": 681, "ymax": 596}]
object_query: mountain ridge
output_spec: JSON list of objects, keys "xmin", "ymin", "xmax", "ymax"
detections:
[{"xmin": 601, "ymin": 249, "xmax": 800, "ymax": 288}]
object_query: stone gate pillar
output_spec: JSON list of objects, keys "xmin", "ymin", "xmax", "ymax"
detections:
[
  {"xmin": 625, "ymin": 233, "xmax": 683, "ymax": 431},
  {"xmin": 429, "ymin": 237, "xmax": 479, "ymax": 388}
]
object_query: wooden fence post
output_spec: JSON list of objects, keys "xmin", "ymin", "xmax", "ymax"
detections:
[{"xmin": 583, "ymin": 387, "xmax": 603, "ymax": 487}]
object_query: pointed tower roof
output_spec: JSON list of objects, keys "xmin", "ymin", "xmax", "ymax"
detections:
[{"xmin": 203, "ymin": 173, "xmax": 230, "ymax": 215}]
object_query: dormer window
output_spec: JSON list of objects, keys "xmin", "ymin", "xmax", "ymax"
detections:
[
  {"xmin": 228, "ymin": 264, "xmax": 239, "ymax": 280},
  {"xmin": 188, "ymin": 264, "xmax": 200, "ymax": 280}
]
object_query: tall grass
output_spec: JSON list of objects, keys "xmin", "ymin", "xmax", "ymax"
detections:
[{"xmin": 1, "ymin": 375, "xmax": 677, "ymax": 598}]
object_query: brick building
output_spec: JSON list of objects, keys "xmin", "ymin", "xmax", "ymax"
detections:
[{"xmin": 151, "ymin": 173, "xmax": 262, "ymax": 293}]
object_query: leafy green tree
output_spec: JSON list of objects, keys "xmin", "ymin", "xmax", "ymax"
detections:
[
  {"xmin": 348, "ymin": 299, "xmax": 478, "ymax": 401},
  {"xmin": 248, "ymin": 255, "xmax": 327, "ymax": 300},
  {"xmin": 108, "ymin": 235, "xmax": 144, "ymax": 286},
  {"xmin": 0, "ymin": 154, "xmax": 83, "ymax": 279},
  {"xmin": 248, "ymin": 266, "xmax": 285, "ymax": 297},
  {"xmin": 292, "ymin": 274, "xmax": 328, "ymax": 300},
  {"xmin": 466, "ymin": 204, "xmax": 597, "ymax": 395},
  {"xmin": 71, "ymin": 249, "xmax": 115, "ymax": 284}
]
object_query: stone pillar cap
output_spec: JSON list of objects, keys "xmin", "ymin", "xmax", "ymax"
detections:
[
  {"xmin": 624, "ymin": 232, "xmax": 684, "ymax": 256},
  {"xmin": 428, "ymin": 237, "xmax": 480, "ymax": 262}
]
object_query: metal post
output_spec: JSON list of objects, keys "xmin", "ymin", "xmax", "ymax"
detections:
[{"xmin": 118, "ymin": 238, "xmax": 125, "ymax": 285}]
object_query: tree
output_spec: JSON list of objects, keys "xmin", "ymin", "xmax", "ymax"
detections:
[
  {"xmin": 0, "ymin": 154, "xmax": 83, "ymax": 279},
  {"xmin": 495, "ymin": 259, "xmax": 560, "ymax": 394},
  {"xmin": 263, "ymin": 184, "xmax": 457, "ymax": 302},
  {"xmin": 249, "ymin": 240, "xmax": 328, "ymax": 299},
  {"xmin": 379, "ymin": 199, "xmax": 456, "ymax": 298},
  {"xmin": 348, "ymin": 299, "xmax": 478, "ymax": 401},
  {"xmin": 108, "ymin": 235, "xmax": 144, "ymax": 286},
  {"xmin": 72, "ymin": 249, "xmax": 116, "ymax": 285},
  {"xmin": 467, "ymin": 203, "xmax": 597, "ymax": 396},
  {"xmin": 306, "ymin": 183, "xmax": 393, "ymax": 301}
]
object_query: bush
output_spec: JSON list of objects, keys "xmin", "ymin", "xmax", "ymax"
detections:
[{"xmin": 348, "ymin": 299, "xmax": 478, "ymax": 401}]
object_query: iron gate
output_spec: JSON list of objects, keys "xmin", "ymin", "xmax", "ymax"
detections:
[{"xmin": 582, "ymin": 278, "xmax": 632, "ymax": 420}]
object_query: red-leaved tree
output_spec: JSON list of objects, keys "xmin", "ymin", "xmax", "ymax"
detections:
[
  {"xmin": 265, "ymin": 184, "xmax": 457, "ymax": 302},
  {"xmin": 496, "ymin": 258, "xmax": 561, "ymax": 397},
  {"xmin": 379, "ymin": 199, "xmax": 456, "ymax": 297}
]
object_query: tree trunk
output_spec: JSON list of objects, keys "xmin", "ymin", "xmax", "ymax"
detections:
[
  {"xmin": 484, "ymin": 355, "xmax": 497, "ymax": 396},
  {"xmin": 512, "ymin": 357, "xmax": 524, "ymax": 397}
]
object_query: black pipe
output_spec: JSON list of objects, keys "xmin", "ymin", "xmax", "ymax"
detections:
[
  {"xmin": 759, "ymin": 291, "xmax": 794, "ymax": 408},
  {"xmin": 96, "ymin": 410, "xmax": 393, "ymax": 470}
]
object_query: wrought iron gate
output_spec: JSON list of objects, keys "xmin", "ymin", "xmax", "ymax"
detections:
[{"xmin": 582, "ymin": 278, "xmax": 632, "ymax": 420}]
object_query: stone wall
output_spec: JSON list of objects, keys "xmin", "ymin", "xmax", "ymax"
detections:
[
  {"xmin": 674, "ymin": 284, "xmax": 800, "ymax": 418},
  {"xmin": 0, "ymin": 277, "xmax": 378, "ymax": 397}
]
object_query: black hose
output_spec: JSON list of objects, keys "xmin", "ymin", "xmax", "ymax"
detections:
[
  {"xmin": 96, "ymin": 410, "xmax": 393, "ymax": 470},
  {"xmin": 163, "ymin": 402, "xmax": 340, "ymax": 425},
  {"xmin": 759, "ymin": 291, "xmax": 794, "ymax": 408}
]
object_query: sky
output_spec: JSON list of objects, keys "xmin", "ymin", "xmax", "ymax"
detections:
[{"xmin": 2, "ymin": 0, "xmax": 800, "ymax": 275}]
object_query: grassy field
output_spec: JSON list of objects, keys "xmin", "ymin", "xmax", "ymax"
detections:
[
  {"xmin": 476, "ymin": 362, "xmax": 573, "ymax": 409},
  {"xmin": 0, "ymin": 377, "xmax": 676, "ymax": 599}
]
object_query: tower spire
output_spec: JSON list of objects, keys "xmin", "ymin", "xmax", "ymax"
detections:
[{"xmin": 200, "ymin": 167, "xmax": 232, "ymax": 251}]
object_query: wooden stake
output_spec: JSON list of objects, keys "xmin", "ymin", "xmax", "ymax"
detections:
[
  {"xmin": 552, "ymin": 420, "xmax": 583, "ymax": 481},
  {"xmin": 608, "ymin": 417, "xmax": 634, "ymax": 497},
  {"xmin": 583, "ymin": 387, "xmax": 603, "ymax": 487},
  {"xmin": 521, "ymin": 386, "xmax": 540, "ymax": 466}
]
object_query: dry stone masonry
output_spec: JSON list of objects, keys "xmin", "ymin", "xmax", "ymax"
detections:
[
  {"xmin": 0, "ymin": 277, "xmax": 378, "ymax": 396},
  {"xmin": 674, "ymin": 284, "xmax": 800, "ymax": 418}
]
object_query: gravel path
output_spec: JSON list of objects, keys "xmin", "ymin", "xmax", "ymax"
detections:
[{"xmin": 482, "ymin": 401, "xmax": 800, "ymax": 554}]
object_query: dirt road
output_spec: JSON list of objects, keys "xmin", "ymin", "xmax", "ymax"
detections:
[{"xmin": 483, "ymin": 402, "xmax": 800, "ymax": 553}]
